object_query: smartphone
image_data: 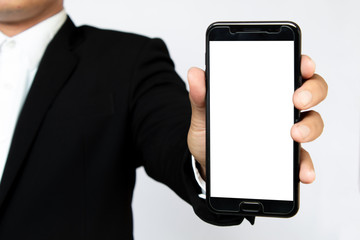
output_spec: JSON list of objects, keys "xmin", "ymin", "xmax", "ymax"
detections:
[{"xmin": 206, "ymin": 22, "xmax": 301, "ymax": 217}]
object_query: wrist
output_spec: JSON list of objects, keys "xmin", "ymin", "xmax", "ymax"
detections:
[{"xmin": 195, "ymin": 160, "xmax": 206, "ymax": 180}]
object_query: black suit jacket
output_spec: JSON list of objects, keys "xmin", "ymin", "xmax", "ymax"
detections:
[{"xmin": 0, "ymin": 18, "xmax": 251, "ymax": 239}]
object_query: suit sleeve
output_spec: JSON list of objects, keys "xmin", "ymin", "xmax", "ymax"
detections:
[{"xmin": 128, "ymin": 38, "xmax": 254, "ymax": 226}]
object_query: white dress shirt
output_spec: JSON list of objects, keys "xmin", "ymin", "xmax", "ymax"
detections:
[
  {"xmin": 192, "ymin": 156, "xmax": 206, "ymax": 198},
  {"xmin": 0, "ymin": 10, "xmax": 67, "ymax": 182}
]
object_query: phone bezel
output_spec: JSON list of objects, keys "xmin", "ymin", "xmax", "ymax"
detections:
[{"xmin": 205, "ymin": 22, "xmax": 302, "ymax": 217}]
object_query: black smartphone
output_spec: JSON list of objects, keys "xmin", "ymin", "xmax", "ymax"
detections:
[{"xmin": 206, "ymin": 22, "xmax": 301, "ymax": 217}]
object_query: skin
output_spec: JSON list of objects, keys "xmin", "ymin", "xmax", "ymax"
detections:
[
  {"xmin": 0, "ymin": 0, "xmax": 63, "ymax": 36},
  {"xmin": 0, "ymin": 1, "xmax": 328, "ymax": 185},
  {"xmin": 188, "ymin": 55, "xmax": 328, "ymax": 184}
]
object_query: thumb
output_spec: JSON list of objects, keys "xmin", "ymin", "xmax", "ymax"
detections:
[{"xmin": 187, "ymin": 67, "xmax": 206, "ymax": 129}]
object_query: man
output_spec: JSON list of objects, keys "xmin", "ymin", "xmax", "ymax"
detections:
[{"xmin": 0, "ymin": 0, "xmax": 327, "ymax": 239}]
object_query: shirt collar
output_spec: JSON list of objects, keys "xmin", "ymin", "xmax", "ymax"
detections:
[
  {"xmin": 0, "ymin": 30, "xmax": 7, "ymax": 48},
  {"xmin": 1, "ymin": 9, "xmax": 67, "ymax": 71}
]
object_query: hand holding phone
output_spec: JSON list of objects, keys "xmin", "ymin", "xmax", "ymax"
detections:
[{"xmin": 187, "ymin": 21, "xmax": 327, "ymax": 219}]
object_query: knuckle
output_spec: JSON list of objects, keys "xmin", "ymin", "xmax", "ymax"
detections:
[
  {"xmin": 308, "ymin": 110, "xmax": 324, "ymax": 135},
  {"xmin": 300, "ymin": 147, "xmax": 310, "ymax": 159},
  {"xmin": 313, "ymin": 74, "xmax": 328, "ymax": 97}
]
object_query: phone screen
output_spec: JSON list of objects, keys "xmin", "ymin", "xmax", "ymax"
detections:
[{"xmin": 209, "ymin": 40, "xmax": 294, "ymax": 201}]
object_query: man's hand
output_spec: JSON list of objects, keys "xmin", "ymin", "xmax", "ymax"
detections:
[{"xmin": 187, "ymin": 55, "xmax": 328, "ymax": 183}]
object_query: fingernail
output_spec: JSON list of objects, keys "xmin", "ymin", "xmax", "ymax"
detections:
[
  {"xmin": 298, "ymin": 90, "xmax": 312, "ymax": 107},
  {"xmin": 297, "ymin": 125, "xmax": 310, "ymax": 139}
]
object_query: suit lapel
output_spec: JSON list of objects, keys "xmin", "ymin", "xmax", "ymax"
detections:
[{"xmin": 0, "ymin": 18, "xmax": 81, "ymax": 209}]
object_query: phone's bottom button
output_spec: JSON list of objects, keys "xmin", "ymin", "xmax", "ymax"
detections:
[{"xmin": 239, "ymin": 201, "xmax": 262, "ymax": 213}]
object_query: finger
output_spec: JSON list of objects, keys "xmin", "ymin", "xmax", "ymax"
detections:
[
  {"xmin": 187, "ymin": 67, "xmax": 206, "ymax": 109},
  {"xmin": 301, "ymin": 55, "xmax": 316, "ymax": 79},
  {"xmin": 299, "ymin": 148, "xmax": 316, "ymax": 184},
  {"xmin": 187, "ymin": 67, "xmax": 206, "ymax": 130},
  {"xmin": 293, "ymin": 74, "xmax": 328, "ymax": 110},
  {"xmin": 291, "ymin": 110, "xmax": 324, "ymax": 143}
]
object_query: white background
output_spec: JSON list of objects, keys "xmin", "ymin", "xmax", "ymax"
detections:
[
  {"xmin": 210, "ymin": 41, "xmax": 294, "ymax": 200},
  {"xmin": 64, "ymin": 0, "xmax": 360, "ymax": 239}
]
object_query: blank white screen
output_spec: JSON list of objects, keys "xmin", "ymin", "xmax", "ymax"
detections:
[{"xmin": 209, "ymin": 41, "xmax": 294, "ymax": 201}]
